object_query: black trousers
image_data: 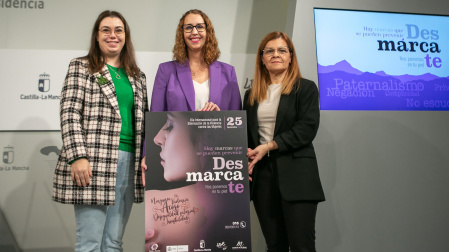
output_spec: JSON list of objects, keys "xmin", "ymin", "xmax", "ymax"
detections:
[{"xmin": 253, "ymin": 156, "xmax": 318, "ymax": 252}]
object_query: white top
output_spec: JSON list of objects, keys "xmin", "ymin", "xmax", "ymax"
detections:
[
  {"xmin": 258, "ymin": 84, "xmax": 282, "ymax": 144},
  {"xmin": 193, "ymin": 79, "xmax": 210, "ymax": 110}
]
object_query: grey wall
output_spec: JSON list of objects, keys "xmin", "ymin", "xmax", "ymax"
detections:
[
  {"xmin": 0, "ymin": 0, "xmax": 288, "ymax": 54},
  {"xmin": 291, "ymin": 1, "xmax": 449, "ymax": 251},
  {"xmin": 0, "ymin": 0, "xmax": 288, "ymax": 251},
  {"xmin": 2, "ymin": 0, "xmax": 449, "ymax": 251}
]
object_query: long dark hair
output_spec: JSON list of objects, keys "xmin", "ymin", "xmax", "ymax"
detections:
[{"xmin": 84, "ymin": 10, "xmax": 140, "ymax": 77}]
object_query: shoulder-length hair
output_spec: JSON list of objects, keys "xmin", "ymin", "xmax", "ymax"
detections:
[
  {"xmin": 248, "ymin": 31, "xmax": 302, "ymax": 106},
  {"xmin": 84, "ymin": 10, "xmax": 140, "ymax": 77},
  {"xmin": 172, "ymin": 9, "xmax": 220, "ymax": 65}
]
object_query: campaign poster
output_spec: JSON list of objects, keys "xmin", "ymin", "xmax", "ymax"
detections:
[
  {"xmin": 314, "ymin": 8, "xmax": 449, "ymax": 110},
  {"xmin": 144, "ymin": 111, "xmax": 251, "ymax": 252}
]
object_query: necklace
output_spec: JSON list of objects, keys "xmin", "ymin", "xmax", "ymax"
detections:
[
  {"xmin": 191, "ymin": 63, "xmax": 206, "ymax": 77},
  {"xmin": 107, "ymin": 65, "xmax": 121, "ymax": 79}
]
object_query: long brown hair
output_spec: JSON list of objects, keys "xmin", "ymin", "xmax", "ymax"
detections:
[
  {"xmin": 84, "ymin": 10, "xmax": 140, "ymax": 77},
  {"xmin": 248, "ymin": 31, "xmax": 302, "ymax": 105},
  {"xmin": 172, "ymin": 9, "xmax": 220, "ymax": 65}
]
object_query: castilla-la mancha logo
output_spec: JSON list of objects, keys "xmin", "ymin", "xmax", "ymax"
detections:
[
  {"xmin": 3, "ymin": 146, "xmax": 14, "ymax": 164},
  {"xmin": 38, "ymin": 73, "xmax": 50, "ymax": 92}
]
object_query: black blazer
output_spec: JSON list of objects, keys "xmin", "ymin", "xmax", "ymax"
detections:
[{"xmin": 243, "ymin": 78, "xmax": 325, "ymax": 202}]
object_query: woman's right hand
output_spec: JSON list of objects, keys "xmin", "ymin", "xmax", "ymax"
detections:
[
  {"xmin": 71, "ymin": 158, "xmax": 92, "ymax": 187},
  {"xmin": 247, "ymin": 148, "xmax": 255, "ymax": 181},
  {"xmin": 141, "ymin": 156, "xmax": 147, "ymax": 187},
  {"xmin": 198, "ymin": 102, "xmax": 220, "ymax": 111},
  {"xmin": 247, "ymin": 145, "xmax": 269, "ymax": 179}
]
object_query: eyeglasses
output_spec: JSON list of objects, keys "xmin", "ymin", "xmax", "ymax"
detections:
[
  {"xmin": 99, "ymin": 27, "xmax": 125, "ymax": 37},
  {"xmin": 262, "ymin": 47, "xmax": 291, "ymax": 57},
  {"xmin": 183, "ymin": 23, "xmax": 206, "ymax": 33}
]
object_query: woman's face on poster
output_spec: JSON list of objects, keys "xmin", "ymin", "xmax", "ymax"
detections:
[{"xmin": 154, "ymin": 112, "xmax": 200, "ymax": 181}]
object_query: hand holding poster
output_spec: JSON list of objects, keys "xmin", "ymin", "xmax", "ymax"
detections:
[{"xmin": 145, "ymin": 111, "xmax": 251, "ymax": 252}]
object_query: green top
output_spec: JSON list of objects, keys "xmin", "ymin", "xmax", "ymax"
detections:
[{"xmin": 108, "ymin": 64, "xmax": 136, "ymax": 153}]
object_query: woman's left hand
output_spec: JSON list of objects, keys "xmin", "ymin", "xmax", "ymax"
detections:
[{"xmin": 198, "ymin": 102, "xmax": 220, "ymax": 111}]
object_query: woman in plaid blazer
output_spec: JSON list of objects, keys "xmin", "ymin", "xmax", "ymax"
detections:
[{"xmin": 52, "ymin": 10, "xmax": 147, "ymax": 251}]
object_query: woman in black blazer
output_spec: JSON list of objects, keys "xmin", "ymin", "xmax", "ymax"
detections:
[{"xmin": 244, "ymin": 31, "xmax": 325, "ymax": 252}]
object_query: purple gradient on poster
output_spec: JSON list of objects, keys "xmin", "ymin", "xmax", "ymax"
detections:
[
  {"xmin": 314, "ymin": 9, "xmax": 449, "ymax": 111},
  {"xmin": 145, "ymin": 111, "xmax": 252, "ymax": 252},
  {"xmin": 318, "ymin": 60, "xmax": 449, "ymax": 110}
]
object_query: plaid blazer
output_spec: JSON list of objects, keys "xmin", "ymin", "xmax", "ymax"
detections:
[{"xmin": 53, "ymin": 58, "xmax": 148, "ymax": 205}]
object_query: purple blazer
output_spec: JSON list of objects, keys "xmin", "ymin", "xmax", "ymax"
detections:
[
  {"xmin": 143, "ymin": 60, "xmax": 242, "ymax": 154},
  {"xmin": 150, "ymin": 60, "xmax": 242, "ymax": 112}
]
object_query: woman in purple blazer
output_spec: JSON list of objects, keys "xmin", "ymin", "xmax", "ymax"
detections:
[
  {"xmin": 142, "ymin": 8, "xmax": 242, "ymax": 166},
  {"xmin": 151, "ymin": 9, "xmax": 241, "ymax": 112},
  {"xmin": 142, "ymin": 10, "xmax": 241, "ymax": 248}
]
